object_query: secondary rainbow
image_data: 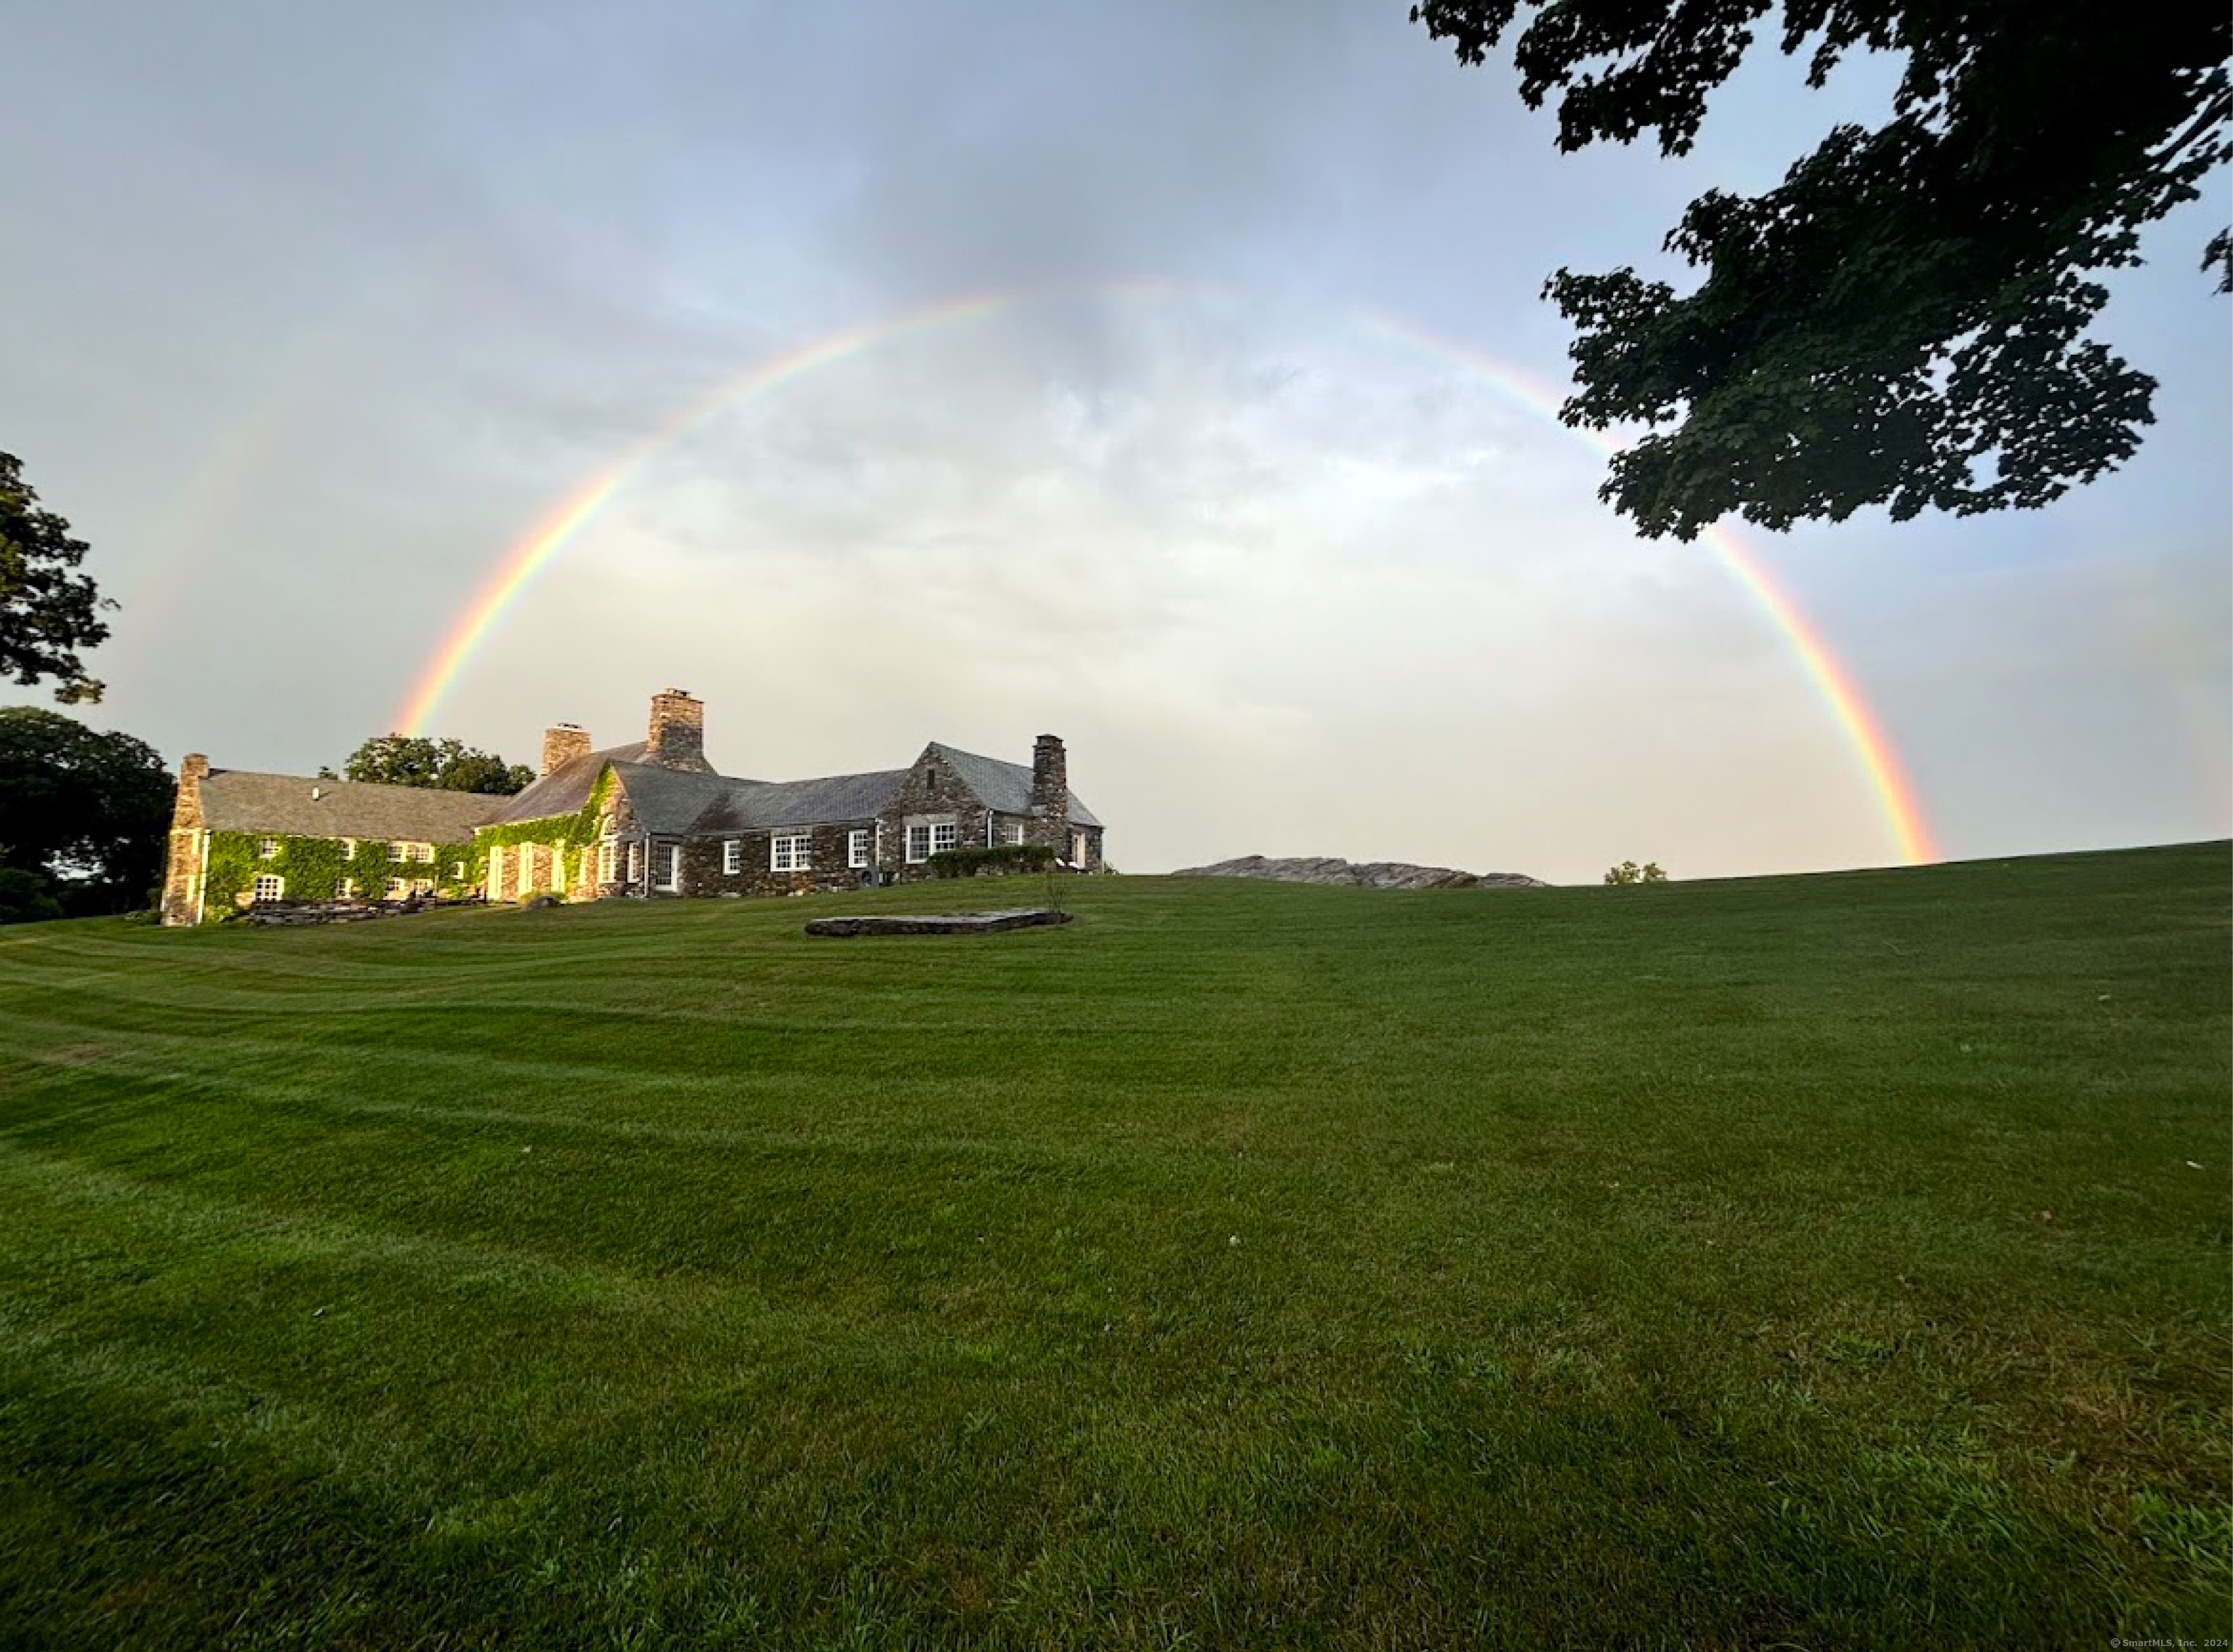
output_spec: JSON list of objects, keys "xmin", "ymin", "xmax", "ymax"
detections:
[{"xmin": 393, "ymin": 286, "xmax": 1939, "ymax": 866}]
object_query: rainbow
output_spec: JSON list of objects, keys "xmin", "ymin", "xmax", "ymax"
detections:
[
  {"xmin": 392, "ymin": 278, "xmax": 1178, "ymax": 737},
  {"xmin": 393, "ymin": 285, "xmax": 1939, "ymax": 866},
  {"xmin": 1365, "ymin": 314, "xmax": 1939, "ymax": 866}
]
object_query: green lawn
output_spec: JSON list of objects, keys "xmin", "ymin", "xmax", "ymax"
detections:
[{"xmin": 0, "ymin": 845, "xmax": 2226, "ymax": 1650}]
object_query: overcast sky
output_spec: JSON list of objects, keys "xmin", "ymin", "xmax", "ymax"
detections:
[{"xmin": 5, "ymin": 1, "xmax": 2226, "ymax": 882}]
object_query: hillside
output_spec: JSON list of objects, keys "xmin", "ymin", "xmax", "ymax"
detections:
[
  {"xmin": 0, "ymin": 845, "xmax": 2226, "ymax": 1649},
  {"xmin": 1172, "ymin": 853, "xmax": 1548, "ymax": 888}
]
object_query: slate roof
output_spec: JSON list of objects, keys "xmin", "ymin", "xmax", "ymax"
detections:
[
  {"xmin": 930, "ymin": 743, "xmax": 1103, "ymax": 829},
  {"xmin": 196, "ymin": 770, "xmax": 502, "ymax": 842},
  {"xmin": 603, "ymin": 763, "xmax": 748, "ymax": 835},
  {"xmin": 486, "ymin": 742, "xmax": 651, "ymax": 825},
  {"xmin": 609, "ymin": 763, "xmax": 909, "ymax": 834},
  {"xmin": 486, "ymin": 740, "xmax": 1103, "ymax": 837},
  {"xmin": 706, "ymin": 770, "xmax": 912, "ymax": 831}
]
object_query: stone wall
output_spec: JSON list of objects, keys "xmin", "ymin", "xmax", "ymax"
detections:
[
  {"xmin": 1068, "ymin": 823, "xmax": 1105, "ymax": 871},
  {"xmin": 677, "ymin": 822, "xmax": 878, "ymax": 898}
]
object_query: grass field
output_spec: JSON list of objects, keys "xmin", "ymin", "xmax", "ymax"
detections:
[{"xmin": 0, "ymin": 845, "xmax": 2226, "ymax": 1650}]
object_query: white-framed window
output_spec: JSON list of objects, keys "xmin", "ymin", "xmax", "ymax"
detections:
[
  {"xmin": 626, "ymin": 842, "xmax": 643, "ymax": 885},
  {"xmin": 848, "ymin": 829, "xmax": 872, "ymax": 869},
  {"xmin": 386, "ymin": 877, "xmax": 406, "ymax": 898},
  {"xmin": 771, "ymin": 834, "xmax": 811, "ymax": 872},
  {"xmin": 655, "ymin": 843, "xmax": 681, "ymax": 892},
  {"xmin": 932, "ymin": 823, "xmax": 958, "ymax": 855},
  {"xmin": 723, "ymin": 839, "xmax": 742, "ymax": 875},
  {"xmin": 1002, "ymin": 820, "xmax": 1025, "ymax": 846},
  {"xmin": 450, "ymin": 861, "xmax": 465, "ymax": 880},
  {"xmin": 598, "ymin": 839, "xmax": 616, "ymax": 884},
  {"xmin": 389, "ymin": 841, "xmax": 409, "ymax": 861},
  {"xmin": 257, "ymin": 837, "xmax": 281, "ymax": 860},
  {"xmin": 411, "ymin": 879, "xmax": 432, "ymax": 897},
  {"xmin": 411, "ymin": 843, "xmax": 434, "ymax": 863},
  {"xmin": 252, "ymin": 873, "xmax": 283, "ymax": 902},
  {"xmin": 1071, "ymin": 831, "xmax": 1089, "ymax": 864},
  {"xmin": 906, "ymin": 824, "xmax": 931, "ymax": 863},
  {"xmin": 337, "ymin": 878, "xmax": 355, "ymax": 900},
  {"xmin": 341, "ymin": 838, "xmax": 356, "ymax": 861}
]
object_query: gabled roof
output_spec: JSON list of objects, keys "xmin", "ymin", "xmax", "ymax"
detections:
[
  {"xmin": 603, "ymin": 763, "xmax": 741, "ymax": 835},
  {"xmin": 197, "ymin": 770, "xmax": 502, "ymax": 842},
  {"xmin": 611, "ymin": 764, "xmax": 909, "ymax": 834},
  {"xmin": 691, "ymin": 769, "xmax": 910, "ymax": 832},
  {"xmin": 930, "ymin": 743, "xmax": 1103, "ymax": 829},
  {"xmin": 486, "ymin": 742, "xmax": 650, "ymax": 825}
]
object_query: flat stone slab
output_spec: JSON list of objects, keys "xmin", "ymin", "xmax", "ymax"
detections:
[{"xmin": 804, "ymin": 908, "xmax": 1072, "ymax": 938}]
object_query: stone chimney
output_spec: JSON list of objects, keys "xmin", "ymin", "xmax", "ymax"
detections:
[
  {"xmin": 173, "ymin": 754, "xmax": 211, "ymax": 831},
  {"xmin": 541, "ymin": 722, "xmax": 592, "ymax": 776},
  {"xmin": 1030, "ymin": 734, "xmax": 1070, "ymax": 852},
  {"xmin": 161, "ymin": 755, "xmax": 212, "ymax": 927},
  {"xmin": 645, "ymin": 688, "xmax": 712, "ymax": 773}
]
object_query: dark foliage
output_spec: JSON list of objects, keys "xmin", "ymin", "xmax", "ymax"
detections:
[
  {"xmin": 1412, "ymin": 1, "xmax": 2231, "ymax": 538},
  {"xmin": 341, "ymin": 735, "xmax": 534, "ymax": 795},
  {"xmin": 0, "ymin": 866, "xmax": 65, "ymax": 924},
  {"xmin": 928, "ymin": 842, "xmax": 1058, "ymax": 878},
  {"xmin": 0, "ymin": 707, "xmax": 172, "ymax": 916},
  {"xmin": 1, "ymin": 451, "xmax": 112, "ymax": 702}
]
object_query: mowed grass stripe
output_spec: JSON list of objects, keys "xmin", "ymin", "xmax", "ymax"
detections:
[{"xmin": 0, "ymin": 845, "xmax": 2226, "ymax": 1648}]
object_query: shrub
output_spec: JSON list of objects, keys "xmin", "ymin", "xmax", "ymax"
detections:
[
  {"xmin": 928, "ymin": 843, "xmax": 1056, "ymax": 879},
  {"xmin": 1604, "ymin": 861, "xmax": 1670, "ymax": 885}
]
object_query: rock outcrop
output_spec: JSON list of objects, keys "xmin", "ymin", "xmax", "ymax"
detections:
[{"xmin": 1171, "ymin": 855, "xmax": 1548, "ymax": 890}]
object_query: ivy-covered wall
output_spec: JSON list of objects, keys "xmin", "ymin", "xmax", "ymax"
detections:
[
  {"xmin": 472, "ymin": 768, "xmax": 612, "ymax": 896},
  {"xmin": 201, "ymin": 831, "xmax": 476, "ymax": 919}
]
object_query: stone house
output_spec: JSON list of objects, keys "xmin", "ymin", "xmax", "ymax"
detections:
[
  {"xmin": 160, "ymin": 688, "xmax": 1106, "ymax": 922},
  {"xmin": 160, "ymin": 766, "xmax": 496, "ymax": 926}
]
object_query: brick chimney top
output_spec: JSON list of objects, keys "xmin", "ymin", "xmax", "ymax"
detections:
[
  {"xmin": 181, "ymin": 753, "xmax": 210, "ymax": 781},
  {"xmin": 645, "ymin": 689, "xmax": 712, "ymax": 773},
  {"xmin": 541, "ymin": 722, "xmax": 592, "ymax": 777}
]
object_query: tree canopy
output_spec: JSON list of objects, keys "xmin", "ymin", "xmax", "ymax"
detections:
[
  {"xmin": 340, "ymin": 736, "xmax": 534, "ymax": 796},
  {"xmin": 1, "ymin": 452, "xmax": 112, "ymax": 703},
  {"xmin": 1410, "ymin": 1, "xmax": 2231, "ymax": 539},
  {"xmin": 0, "ymin": 707, "xmax": 173, "ymax": 918}
]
